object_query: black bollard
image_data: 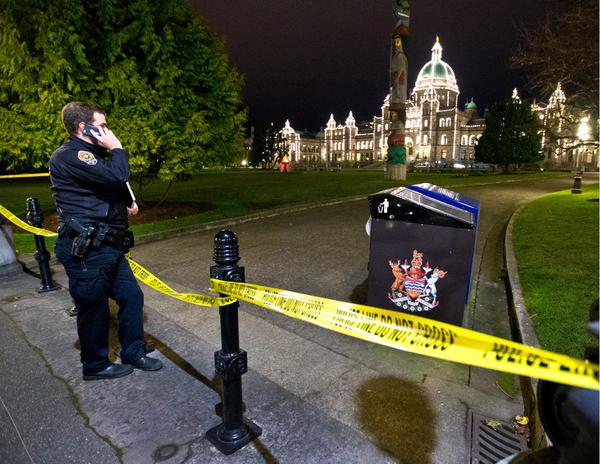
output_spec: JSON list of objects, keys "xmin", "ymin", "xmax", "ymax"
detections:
[
  {"xmin": 206, "ymin": 230, "xmax": 261, "ymax": 455},
  {"xmin": 26, "ymin": 197, "xmax": 59, "ymax": 293},
  {"xmin": 571, "ymin": 171, "xmax": 583, "ymax": 194}
]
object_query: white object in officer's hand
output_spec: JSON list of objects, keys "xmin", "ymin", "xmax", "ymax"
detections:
[{"xmin": 126, "ymin": 182, "xmax": 136, "ymax": 202}]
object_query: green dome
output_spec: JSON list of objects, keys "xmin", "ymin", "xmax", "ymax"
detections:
[
  {"xmin": 414, "ymin": 38, "xmax": 459, "ymax": 94},
  {"xmin": 466, "ymin": 98, "xmax": 477, "ymax": 110},
  {"xmin": 417, "ymin": 61, "xmax": 456, "ymax": 81}
]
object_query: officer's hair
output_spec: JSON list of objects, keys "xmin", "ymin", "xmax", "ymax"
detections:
[{"xmin": 61, "ymin": 102, "xmax": 105, "ymax": 135}]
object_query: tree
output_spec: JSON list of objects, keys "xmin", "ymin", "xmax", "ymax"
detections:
[
  {"xmin": 511, "ymin": 0, "xmax": 599, "ymax": 163},
  {"xmin": 250, "ymin": 123, "xmax": 288, "ymax": 169},
  {"xmin": 0, "ymin": 0, "xmax": 246, "ymax": 198},
  {"xmin": 249, "ymin": 122, "xmax": 267, "ymax": 168},
  {"xmin": 511, "ymin": 0, "xmax": 598, "ymax": 118},
  {"xmin": 475, "ymin": 96, "xmax": 543, "ymax": 173}
]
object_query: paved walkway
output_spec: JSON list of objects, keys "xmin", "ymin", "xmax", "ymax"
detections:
[{"xmin": 0, "ymin": 176, "xmax": 573, "ymax": 463}]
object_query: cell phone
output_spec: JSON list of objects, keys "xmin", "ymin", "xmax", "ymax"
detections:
[{"xmin": 82, "ymin": 124, "xmax": 101, "ymax": 138}]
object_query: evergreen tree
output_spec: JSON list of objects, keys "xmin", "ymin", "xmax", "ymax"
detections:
[
  {"xmin": 253, "ymin": 123, "xmax": 288, "ymax": 169},
  {"xmin": 0, "ymin": 0, "xmax": 246, "ymax": 188},
  {"xmin": 249, "ymin": 122, "xmax": 267, "ymax": 168},
  {"xmin": 475, "ymin": 95, "xmax": 543, "ymax": 173}
]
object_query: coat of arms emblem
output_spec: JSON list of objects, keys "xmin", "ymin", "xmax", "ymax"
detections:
[{"xmin": 388, "ymin": 249, "xmax": 447, "ymax": 312}]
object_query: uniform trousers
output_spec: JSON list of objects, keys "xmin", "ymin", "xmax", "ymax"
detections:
[{"xmin": 54, "ymin": 236, "xmax": 145, "ymax": 373}]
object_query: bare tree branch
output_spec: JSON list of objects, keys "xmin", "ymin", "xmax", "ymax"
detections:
[{"xmin": 511, "ymin": 0, "xmax": 599, "ymax": 116}]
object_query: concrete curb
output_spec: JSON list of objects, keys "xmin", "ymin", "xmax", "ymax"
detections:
[
  {"xmin": 504, "ymin": 205, "xmax": 547, "ymax": 450},
  {"xmin": 504, "ymin": 205, "xmax": 542, "ymax": 348}
]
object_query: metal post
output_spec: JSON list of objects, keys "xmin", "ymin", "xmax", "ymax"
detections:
[
  {"xmin": 206, "ymin": 230, "xmax": 261, "ymax": 455},
  {"xmin": 571, "ymin": 171, "xmax": 583, "ymax": 194},
  {"xmin": 25, "ymin": 197, "xmax": 59, "ymax": 293}
]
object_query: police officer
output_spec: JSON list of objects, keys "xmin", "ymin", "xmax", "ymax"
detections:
[{"xmin": 50, "ymin": 101, "xmax": 162, "ymax": 380}]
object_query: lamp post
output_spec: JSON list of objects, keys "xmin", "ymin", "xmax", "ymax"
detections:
[{"xmin": 570, "ymin": 117, "xmax": 590, "ymax": 194}]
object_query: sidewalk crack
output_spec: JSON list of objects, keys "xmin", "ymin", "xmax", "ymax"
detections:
[{"xmin": 1, "ymin": 308, "xmax": 126, "ymax": 463}]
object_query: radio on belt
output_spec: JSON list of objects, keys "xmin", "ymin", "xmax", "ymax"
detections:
[{"xmin": 367, "ymin": 183, "xmax": 479, "ymax": 327}]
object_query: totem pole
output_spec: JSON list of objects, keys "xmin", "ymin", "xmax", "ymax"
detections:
[{"xmin": 385, "ymin": 0, "xmax": 409, "ymax": 180}]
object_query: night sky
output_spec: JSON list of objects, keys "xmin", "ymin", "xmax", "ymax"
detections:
[{"xmin": 187, "ymin": 1, "xmax": 551, "ymax": 133}]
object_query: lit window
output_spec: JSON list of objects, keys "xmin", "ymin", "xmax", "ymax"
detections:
[
  {"xmin": 440, "ymin": 119, "xmax": 445, "ymax": 128},
  {"xmin": 424, "ymin": 120, "xmax": 428, "ymax": 127},
  {"xmin": 423, "ymin": 135, "xmax": 429, "ymax": 144},
  {"xmin": 461, "ymin": 135, "xmax": 467, "ymax": 145},
  {"xmin": 441, "ymin": 134, "xmax": 448, "ymax": 145}
]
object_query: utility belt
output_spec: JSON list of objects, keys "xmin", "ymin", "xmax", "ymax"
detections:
[{"xmin": 58, "ymin": 218, "xmax": 134, "ymax": 257}]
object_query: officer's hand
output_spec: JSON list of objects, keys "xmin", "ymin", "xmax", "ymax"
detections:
[
  {"xmin": 93, "ymin": 126, "xmax": 123, "ymax": 151},
  {"xmin": 127, "ymin": 201, "xmax": 139, "ymax": 216}
]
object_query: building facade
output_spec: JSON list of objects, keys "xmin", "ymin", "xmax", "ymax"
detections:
[
  {"xmin": 531, "ymin": 83, "xmax": 598, "ymax": 169},
  {"xmin": 279, "ymin": 38, "xmax": 598, "ymax": 169}
]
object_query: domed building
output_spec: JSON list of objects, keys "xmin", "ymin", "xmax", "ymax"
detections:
[
  {"xmin": 281, "ymin": 38, "xmax": 588, "ymax": 169},
  {"xmin": 279, "ymin": 38, "xmax": 485, "ymax": 167},
  {"xmin": 387, "ymin": 36, "xmax": 485, "ymax": 163}
]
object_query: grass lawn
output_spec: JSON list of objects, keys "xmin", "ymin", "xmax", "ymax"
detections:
[
  {"xmin": 2, "ymin": 169, "xmax": 566, "ymax": 254},
  {"xmin": 512, "ymin": 184, "xmax": 599, "ymax": 358}
]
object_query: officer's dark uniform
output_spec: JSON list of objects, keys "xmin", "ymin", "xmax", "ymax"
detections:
[{"xmin": 49, "ymin": 135, "xmax": 145, "ymax": 375}]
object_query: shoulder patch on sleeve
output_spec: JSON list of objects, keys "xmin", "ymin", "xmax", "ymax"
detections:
[{"xmin": 78, "ymin": 151, "xmax": 98, "ymax": 165}]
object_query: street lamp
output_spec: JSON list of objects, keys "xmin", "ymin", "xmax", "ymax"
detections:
[
  {"xmin": 576, "ymin": 116, "xmax": 591, "ymax": 169},
  {"xmin": 577, "ymin": 116, "xmax": 591, "ymax": 140}
]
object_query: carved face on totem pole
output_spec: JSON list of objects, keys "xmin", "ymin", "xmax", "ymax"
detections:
[{"xmin": 393, "ymin": 0, "xmax": 410, "ymax": 27}]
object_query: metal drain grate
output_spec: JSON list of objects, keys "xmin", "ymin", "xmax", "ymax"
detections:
[{"xmin": 467, "ymin": 410, "xmax": 528, "ymax": 463}]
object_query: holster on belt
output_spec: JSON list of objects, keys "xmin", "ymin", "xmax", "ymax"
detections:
[
  {"xmin": 60, "ymin": 218, "xmax": 134, "ymax": 257},
  {"xmin": 66, "ymin": 218, "xmax": 97, "ymax": 258}
]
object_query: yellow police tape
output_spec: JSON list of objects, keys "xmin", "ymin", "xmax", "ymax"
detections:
[
  {"xmin": 0, "ymin": 173, "xmax": 50, "ymax": 178},
  {"xmin": 0, "ymin": 205, "xmax": 58, "ymax": 237},
  {"xmin": 210, "ymin": 279, "xmax": 600, "ymax": 390},
  {"xmin": 126, "ymin": 256, "xmax": 236, "ymax": 307},
  {"xmin": 0, "ymin": 203, "xmax": 234, "ymax": 307},
  {"xmin": 3, "ymin": 202, "xmax": 598, "ymax": 389}
]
